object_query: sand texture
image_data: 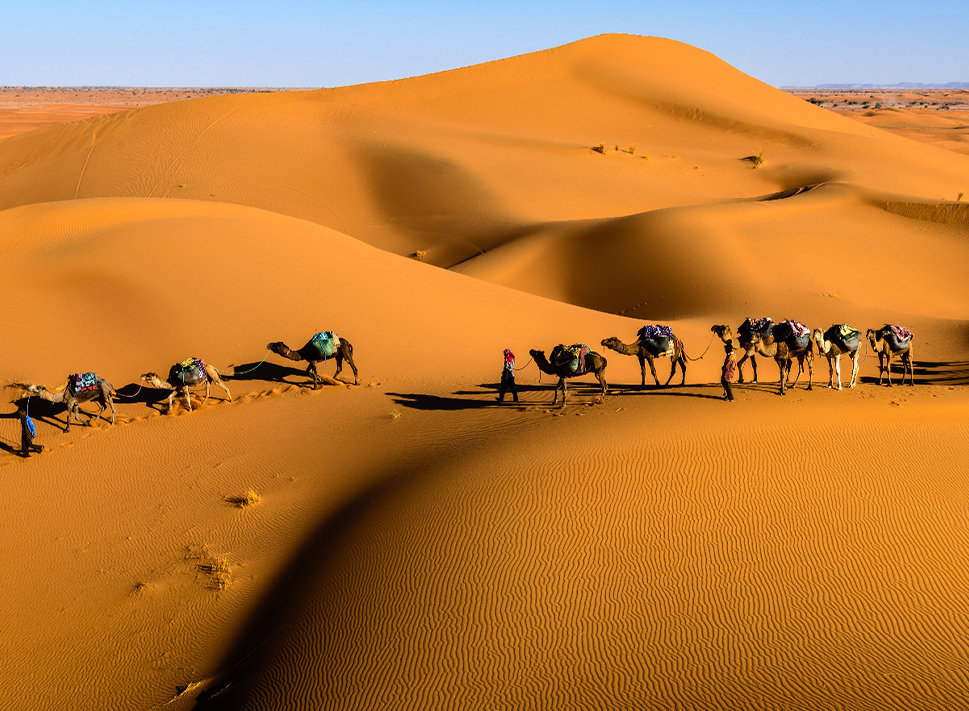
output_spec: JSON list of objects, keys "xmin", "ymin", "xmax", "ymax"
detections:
[{"xmin": 2, "ymin": 34, "xmax": 969, "ymax": 710}]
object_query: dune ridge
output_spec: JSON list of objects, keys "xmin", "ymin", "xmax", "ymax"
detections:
[{"xmin": 3, "ymin": 33, "xmax": 969, "ymax": 710}]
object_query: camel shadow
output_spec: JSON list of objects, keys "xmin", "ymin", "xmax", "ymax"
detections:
[
  {"xmin": 860, "ymin": 360, "xmax": 969, "ymax": 387},
  {"xmin": 225, "ymin": 361, "xmax": 310, "ymax": 386},
  {"xmin": 609, "ymin": 383, "xmax": 728, "ymax": 401},
  {"xmin": 113, "ymin": 383, "xmax": 178, "ymax": 413},
  {"xmin": 388, "ymin": 392, "xmax": 518, "ymax": 411}
]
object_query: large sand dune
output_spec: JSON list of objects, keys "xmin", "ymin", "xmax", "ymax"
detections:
[{"xmin": 3, "ymin": 34, "xmax": 969, "ymax": 710}]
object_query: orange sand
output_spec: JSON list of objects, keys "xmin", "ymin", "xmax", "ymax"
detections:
[{"xmin": 2, "ymin": 34, "xmax": 969, "ymax": 710}]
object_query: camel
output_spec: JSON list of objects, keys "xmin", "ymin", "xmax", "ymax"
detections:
[
  {"xmin": 13, "ymin": 374, "xmax": 116, "ymax": 432},
  {"xmin": 748, "ymin": 321, "xmax": 814, "ymax": 395},
  {"xmin": 812, "ymin": 325, "xmax": 862, "ymax": 390},
  {"xmin": 529, "ymin": 345, "xmax": 608, "ymax": 407},
  {"xmin": 141, "ymin": 358, "xmax": 232, "ymax": 412},
  {"xmin": 866, "ymin": 326, "xmax": 915, "ymax": 386},
  {"xmin": 268, "ymin": 332, "xmax": 358, "ymax": 387},
  {"xmin": 711, "ymin": 318, "xmax": 774, "ymax": 383},
  {"xmin": 600, "ymin": 334, "xmax": 686, "ymax": 387}
]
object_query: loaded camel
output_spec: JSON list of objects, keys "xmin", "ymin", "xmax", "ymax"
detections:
[
  {"xmin": 12, "ymin": 374, "xmax": 116, "ymax": 432},
  {"xmin": 812, "ymin": 325, "xmax": 862, "ymax": 390},
  {"xmin": 268, "ymin": 332, "xmax": 358, "ymax": 387},
  {"xmin": 711, "ymin": 318, "xmax": 774, "ymax": 383},
  {"xmin": 866, "ymin": 326, "xmax": 915, "ymax": 386},
  {"xmin": 141, "ymin": 358, "xmax": 232, "ymax": 412},
  {"xmin": 529, "ymin": 345, "xmax": 608, "ymax": 407},
  {"xmin": 748, "ymin": 321, "xmax": 814, "ymax": 395},
  {"xmin": 600, "ymin": 333, "xmax": 687, "ymax": 387}
]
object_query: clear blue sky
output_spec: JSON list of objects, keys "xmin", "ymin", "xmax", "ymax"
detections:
[{"xmin": 2, "ymin": 0, "xmax": 966, "ymax": 88}]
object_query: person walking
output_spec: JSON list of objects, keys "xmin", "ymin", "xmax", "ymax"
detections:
[
  {"xmin": 18, "ymin": 401, "xmax": 44, "ymax": 457},
  {"xmin": 497, "ymin": 348, "xmax": 519, "ymax": 403},
  {"xmin": 721, "ymin": 342, "xmax": 738, "ymax": 402}
]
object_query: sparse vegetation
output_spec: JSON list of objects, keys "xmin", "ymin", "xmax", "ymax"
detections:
[
  {"xmin": 622, "ymin": 145, "xmax": 636, "ymax": 155},
  {"xmin": 410, "ymin": 250, "xmax": 427, "ymax": 262},
  {"xmin": 591, "ymin": 144, "xmax": 605, "ymax": 154},
  {"xmin": 197, "ymin": 555, "xmax": 232, "ymax": 590},
  {"xmin": 741, "ymin": 151, "xmax": 765, "ymax": 168},
  {"xmin": 390, "ymin": 409, "xmax": 402, "ymax": 420},
  {"xmin": 958, "ymin": 191, "xmax": 965, "ymax": 202},
  {"xmin": 224, "ymin": 488, "xmax": 261, "ymax": 508}
]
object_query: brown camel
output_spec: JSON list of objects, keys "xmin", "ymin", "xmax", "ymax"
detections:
[
  {"xmin": 748, "ymin": 321, "xmax": 814, "ymax": 395},
  {"xmin": 812, "ymin": 325, "xmax": 862, "ymax": 390},
  {"xmin": 866, "ymin": 326, "xmax": 915, "ymax": 386},
  {"xmin": 711, "ymin": 318, "xmax": 775, "ymax": 383},
  {"xmin": 268, "ymin": 332, "xmax": 358, "ymax": 387},
  {"xmin": 529, "ymin": 345, "xmax": 608, "ymax": 407},
  {"xmin": 13, "ymin": 374, "xmax": 116, "ymax": 432},
  {"xmin": 600, "ymin": 335, "xmax": 686, "ymax": 387},
  {"xmin": 141, "ymin": 358, "xmax": 232, "ymax": 412}
]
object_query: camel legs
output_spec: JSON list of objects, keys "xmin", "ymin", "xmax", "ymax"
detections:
[
  {"xmin": 334, "ymin": 346, "xmax": 359, "ymax": 385},
  {"xmin": 550, "ymin": 377, "xmax": 567, "ymax": 407},
  {"xmin": 182, "ymin": 387, "xmax": 193, "ymax": 412},
  {"xmin": 597, "ymin": 369, "xmax": 608, "ymax": 402},
  {"xmin": 778, "ymin": 358, "xmax": 788, "ymax": 395},
  {"xmin": 736, "ymin": 350, "xmax": 751, "ymax": 383},
  {"xmin": 884, "ymin": 352, "xmax": 894, "ymax": 387},
  {"xmin": 637, "ymin": 353, "xmax": 647, "ymax": 388},
  {"xmin": 848, "ymin": 351, "xmax": 860, "ymax": 388},
  {"xmin": 306, "ymin": 362, "xmax": 320, "ymax": 389},
  {"xmin": 824, "ymin": 356, "xmax": 835, "ymax": 389},
  {"xmin": 645, "ymin": 355, "xmax": 661, "ymax": 387},
  {"xmin": 834, "ymin": 356, "xmax": 842, "ymax": 390},
  {"xmin": 905, "ymin": 346, "xmax": 915, "ymax": 386}
]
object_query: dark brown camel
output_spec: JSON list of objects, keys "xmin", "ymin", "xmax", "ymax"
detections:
[
  {"xmin": 13, "ymin": 376, "xmax": 117, "ymax": 432},
  {"xmin": 748, "ymin": 322, "xmax": 814, "ymax": 395},
  {"xmin": 866, "ymin": 326, "xmax": 914, "ymax": 386},
  {"xmin": 600, "ymin": 335, "xmax": 686, "ymax": 387},
  {"xmin": 711, "ymin": 319, "xmax": 775, "ymax": 383},
  {"xmin": 268, "ymin": 333, "xmax": 358, "ymax": 387},
  {"xmin": 141, "ymin": 358, "xmax": 232, "ymax": 412},
  {"xmin": 529, "ymin": 346, "xmax": 608, "ymax": 407}
]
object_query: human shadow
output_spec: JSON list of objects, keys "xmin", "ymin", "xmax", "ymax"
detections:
[{"xmin": 388, "ymin": 391, "xmax": 526, "ymax": 411}]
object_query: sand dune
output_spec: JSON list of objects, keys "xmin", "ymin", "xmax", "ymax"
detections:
[{"xmin": 3, "ymin": 33, "xmax": 969, "ymax": 710}]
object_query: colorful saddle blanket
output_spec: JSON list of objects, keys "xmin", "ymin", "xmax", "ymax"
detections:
[
  {"xmin": 740, "ymin": 317, "xmax": 773, "ymax": 338},
  {"xmin": 308, "ymin": 331, "xmax": 340, "ymax": 359},
  {"xmin": 68, "ymin": 372, "xmax": 99, "ymax": 395},
  {"xmin": 551, "ymin": 343, "xmax": 590, "ymax": 375},
  {"xmin": 170, "ymin": 358, "xmax": 205, "ymax": 385},
  {"xmin": 889, "ymin": 325, "xmax": 913, "ymax": 343},
  {"xmin": 638, "ymin": 324, "xmax": 674, "ymax": 341}
]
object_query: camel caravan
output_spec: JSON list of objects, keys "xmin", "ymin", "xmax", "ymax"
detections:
[{"xmin": 6, "ymin": 319, "xmax": 918, "ymax": 446}]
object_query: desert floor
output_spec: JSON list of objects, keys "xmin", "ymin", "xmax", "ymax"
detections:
[{"xmin": 2, "ymin": 35, "xmax": 969, "ymax": 710}]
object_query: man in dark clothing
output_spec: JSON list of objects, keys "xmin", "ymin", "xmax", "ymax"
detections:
[
  {"xmin": 721, "ymin": 342, "xmax": 737, "ymax": 402},
  {"xmin": 497, "ymin": 348, "xmax": 519, "ymax": 403},
  {"xmin": 18, "ymin": 402, "xmax": 44, "ymax": 457}
]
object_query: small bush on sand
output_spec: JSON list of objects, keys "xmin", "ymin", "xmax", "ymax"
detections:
[
  {"xmin": 591, "ymin": 144, "xmax": 605, "ymax": 154},
  {"xmin": 225, "ymin": 488, "xmax": 261, "ymax": 508},
  {"xmin": 741, "ymin": 151, "xmax": 765, "ymax": 168},
  {"xmin": 958, "ymin": 191, "xmax": 965, "ymax": 202},
  {"xmin": 410, "ymin": 250, "xmax": 427, "ymax": 262},
  {"xmin": 197, "ymin": 555, "xmax": 232, "ymax": 590}
]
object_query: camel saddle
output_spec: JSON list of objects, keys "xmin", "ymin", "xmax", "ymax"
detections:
[
  {"xmin": 881, "ymin": 325, "xmax": 913, "ymax": 351},
  {"xmin": 637, "ymin": 324, "xmax": 674, "ymax": 357},
  {"xmin": 828, "ymin": 325, "xmax": 861, "ymax": 352},
  {"xmin": 171, "ymin": 358, "xmax": 205, "ymax": 385},
  {"xmin": 68, "ymin": 372, "xmax": 99, "ymax": 395},
  {"xmin": 308, "ymin": 331, "xmax": 340, "ymax": 359},
  {"xmin": 775, "ymin": 320, "xmax": 810, "ymax": 349},
  {"xmin": 551, "ymin": 343, "xmax": 589, "ymax": 375},
  {"xmin": 740, "ymin": 317, "xmax": 773, "ymax": 339}
]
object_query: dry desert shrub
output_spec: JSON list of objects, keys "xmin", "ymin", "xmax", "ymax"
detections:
[
  {"xmin": 197, "ymin": 555, "xmax": 232, "ymax": 590},
  {"xmin": 224, "ymin": 488, "xmax": 261, "ymax": 508},
  {"xmin": 591, "ymin": 143, "xmax": 605, "ymax": 154},
  {"xmin": 741, "ymin": 150, "xmax": 765, "ymax": 168},
  {"xmin": 409, "ymin": 250, "xmax": 427, "ymax": 261}
]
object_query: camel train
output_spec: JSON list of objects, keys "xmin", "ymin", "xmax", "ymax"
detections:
[{"xmin": 7, "ymin": 321, "xmax": 917, "ymax": 437}]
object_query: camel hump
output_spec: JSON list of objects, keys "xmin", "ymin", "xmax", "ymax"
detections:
[{"xmin": 637, "ymin": 324, "xmax": 674, "ymax": 341}]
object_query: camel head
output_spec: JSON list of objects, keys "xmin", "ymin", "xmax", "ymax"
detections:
[
  {"xmin": 267, "ymin": 341, "xmax": 290, "ymax": 357},
  {"xmin": 711, "ymin": 325, "xmax": 734, "ymax": 343},
  {"xmin": 9, "ymin": 382, "xmax": 40, "ymax": 396},
  {"xmin": 865, "ymin": 328, "xmax": 880, "ymax": 351},
  {"xmin": 600, "ymin": 337, "xmax": 621, "ymax": 350},
  {"xmin": 528, "ymin": 349, "xmax": 544, "ymax": 360},
  {"xmin": 140, "ymin": 372, "xmax": 164, "ymax": 386}
]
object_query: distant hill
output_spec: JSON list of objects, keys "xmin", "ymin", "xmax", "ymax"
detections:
[{"xmin": 800, "ymin": 82, "xmax": 969, "ymax": 90}]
